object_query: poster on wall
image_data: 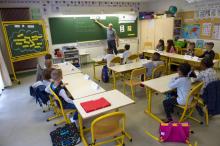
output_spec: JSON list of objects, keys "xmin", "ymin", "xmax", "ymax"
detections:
[
  {"xmin": 212, "ymin": 24, "xmax": 220, "ymax": 40},
  {"xmin": 182, "ymin": 24, "xmax": 200, "ymax": 39},
  {"xmin": 201, "ymin": 23, "xmax": 212, "ymax": 36}
]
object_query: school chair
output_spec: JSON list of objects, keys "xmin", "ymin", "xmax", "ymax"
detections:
[
  {"xmin": 194, "ymin": 96, "xmax": 209, "ymax": 126},
  {"xmin": 214, "ymin": 53, "xmax": 220, "ymax": 70},
  {"xmin": 123, "ymin": 67, "xmax": 146, "ymax": 100},
  {"xmin": 176, "ymin": 82, "xmax": 204, "ymax": 124},
  {"xmin": 194, "ymin": 48, "xmax": 204, "ymax": 57},
  {"xmin": 117, "ymin": 49, "xmax": 125, "ymax": 53},
  {"xmin": 110, "ymin": 56, "xmax": 121, "ymax": 65},
  {"xmin": 49, "ymin": 87, "xmax": 76, "ymax": 126},
  {"xmin": 143, "ymin": 41, "xmax": 153, "ymax": 50},
  {"xmin": 127, "ymin": 54, "xmax": 139, "ymax": 63},
  {"xmin": 151, "ymin": 64, "xmax": 166, "ymax": 79},
  {"xmin": 175, "ymin": 46, "xmax": 182, "ymax": 54},
  {"xmin": 90, "ymin": 112, "xmax": 126, "ymax": 146},
  {"xmin": 46, "ymin": 95, "xmax": 63, "ymax": 122}
]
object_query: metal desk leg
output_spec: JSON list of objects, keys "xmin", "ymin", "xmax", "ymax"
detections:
[
  {"xmin": 144, "ymin": 88, "xmax": 163, "ymax": 123},
  {"xmin": 112, "ymin": 71, "xmax": 116, "ymax": 89},
  {"xmin": 78, "ymin": 115, "xmax": 88, "ymax": 146},
  {"xmin": 93, "ymin": 63, "xmax": 100, "ymax": 81}
]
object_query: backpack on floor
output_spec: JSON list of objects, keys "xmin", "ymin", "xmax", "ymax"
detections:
[
  {"xmin": 145, "ymin": 122, "xmax": 197, "ymax": 146},
  {"xmin": 50, "ymin": 123, "xmax": 81, "ymax": 146},
  {"xmin": 101, "ymin": 65, "xmax": 109, "ymax": 83}
]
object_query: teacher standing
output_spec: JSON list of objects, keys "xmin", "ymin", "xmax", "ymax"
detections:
[{"xmin": 95, "ymin": 20, "xmax": 119, "ymax": 55}]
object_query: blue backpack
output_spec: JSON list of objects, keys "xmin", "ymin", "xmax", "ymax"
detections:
[{"xmin": 101, "ymin": 65, "xmax": 109, "ymax": 83}]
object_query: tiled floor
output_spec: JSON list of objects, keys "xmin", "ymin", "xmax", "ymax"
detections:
[{"xmin": 0, "ymin": 64, "xmax": 220, "ymax": 146}]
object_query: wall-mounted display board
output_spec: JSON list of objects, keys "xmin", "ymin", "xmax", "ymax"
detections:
[
  {"xmin": 212, "ymin": 24, "xmax": 220, "ymax": 40},
  {"xmin": 182, "ymin": 24, "xmax": 200, "ymax": 39},
  {"xmin": 2, "ymin": 20, "xmax": 49, "ymax": 83},
  {"xmin": 49, "ymin": 16, "xmax": 137, "ymax": 44}
]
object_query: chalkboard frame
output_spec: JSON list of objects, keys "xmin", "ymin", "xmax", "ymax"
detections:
[{"xmin": 2, "ymin": 20, "xmax": 49, "ymax": 62}]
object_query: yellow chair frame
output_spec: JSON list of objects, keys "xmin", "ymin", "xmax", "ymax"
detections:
[
  {"xmin": 46, "ymin": 95, "xmax": 63, "ymax": 122},
  {"xmin": 214, "ymin": 53, "xmax": 220, "ymax": 70},
  {"xmin": 194, "ymin": 48, "xmax": 204, "ymax": 57},
  {"xmin": 49, "ymin": 87, "xmax": 76, "ymax": 126},
  {"xmin": 127, "ymin": 54, "xmax": 139, "ymax": 63},
  {"xmin": 176, "ymin": 82, "xmax": 204, "ymax": 124},
  {"xmin": 90, "ymin": 112, "xmax": 126, "ymax": 146},
  {"xmin": 151, "ymin": 64, "xmax": 166, "ymax": 79},
  {"xmin": 110, "ymin": 56, "xmax": 121, "ymax": 65},
  {"xmin": 123, "ymin": 67, "xmax": 146, "ymax": 100},
  {"xmin": 143, "ymin": 41, "xmax": 153, "ymax": 50}
]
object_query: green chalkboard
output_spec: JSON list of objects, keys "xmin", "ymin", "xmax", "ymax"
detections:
[
  {"xmin": 49, "ymin": 16, "xmax": 137, "ymax": 44},
  {"xmin": 2, "ymin": 21, "xmax": 48, "ymax": 61}
]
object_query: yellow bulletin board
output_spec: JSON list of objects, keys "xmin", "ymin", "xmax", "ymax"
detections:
[{"xmin": 1, "ymin": 20, "xmax": 49, "ymax": 83}]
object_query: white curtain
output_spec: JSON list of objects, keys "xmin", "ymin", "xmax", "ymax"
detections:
[{"xmin": 0, "ymin": 49, "xmax": 12, "ymax": 93}]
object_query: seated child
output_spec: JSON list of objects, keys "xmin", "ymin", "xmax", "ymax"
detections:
[
  {"xmin": 45, "ymin": 69, "xmax": 78, "ymax": 122},
  {"xmin": 103, "ymin": 49, "xmax": 115, "ymax": 67},
  {"xmin": 163, "ymin": 63, "xmax": 193, "ymax": 122},
  {"xmin": 145, "ymin": 52, "xmax": 164, "ymax": 78},
  {"xmin": 36, "ymin": 53, "xmax": 52, "ymax": 81},
  {"xmin": 200, "ymin": 42, "xmax": 215, "ymax": 60},
  {"xmin": 185, "ymin": 42, "xmax": 195, "ymax": 56},
  {"xmin": 194, "ymin": 57, "xmax": 218, "ymax": 94},
  {"xmin": 32, "ymin": 68, "xmax": 52, "ymax": 88},
  {"xmin": 166, "ymin": 39, "xmax": 176, "ymax": 53},
  {"xmin": 156, "ymin": 39, "xmax": 165, "ymax": 51},
  {"xmin": 122, "ymin": 44, "xmax": 131, "ymax": 64}
]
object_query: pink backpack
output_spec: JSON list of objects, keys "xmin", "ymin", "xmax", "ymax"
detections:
[
  {"xmin": 159, "ymin": 122, "xmax": 190, "ymax": 143},
  {"xmin": 145, "ymin": 122, "xmax": 197, "ymax": 146}
]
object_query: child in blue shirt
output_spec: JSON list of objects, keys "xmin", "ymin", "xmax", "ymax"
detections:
[{"xmin": 163, "ymin": 63, "xmax": 193, "ymax": 122}]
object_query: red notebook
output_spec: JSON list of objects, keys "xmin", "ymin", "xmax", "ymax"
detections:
[{"xmin": 80, "ymin": 97, "xmax": 111, "ymax": 113}]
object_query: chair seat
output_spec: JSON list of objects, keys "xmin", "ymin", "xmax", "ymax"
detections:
[
  {"xmin": 124, "ymin": 80, "xmax": 141, "ymax": 86},
  {"xmin": 94, "ymin": 127, "xmax": 123, "ymax": 140},
  {"xmin": 176, "ymin": 100, "xmax": 197, "ymax": 109}
]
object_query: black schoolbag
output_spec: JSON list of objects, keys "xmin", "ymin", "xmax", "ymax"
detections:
[{"xmin": 50, "ymin": 123, "xmax": 81, "ymax": 146}]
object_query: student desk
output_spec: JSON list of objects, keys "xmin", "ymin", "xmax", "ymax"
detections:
[
  {"xmin": 91, "ymin": 56, "xmax": 106, "ymax": 81},
  {"xmin": 73, "ymin": 89, "xmax": 134, "ymax": 146},
  {"xmin": 54, "ymin": 62, "xmax": 81, "ymax": 76},
  {"xmin": 143, "ymin": 50, "xmax": 220, "ymax": 72},
  {"xmin": 141, "ymin": 73, "xmax": 200, "ymax": 123},
  {"xmin": 91, "ymin": 54, "xmax": 123, "ymax": 81},
  {"xmin": 62, "ymin": 73, "xmax": 105, "ymax": 99},
  {"xmin": 108, "ymin": 59, "xmax": 152, "ymax": 89}
]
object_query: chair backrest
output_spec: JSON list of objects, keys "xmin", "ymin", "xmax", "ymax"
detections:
[
  {"xmin": 144, "ymin": 42, "xmax": 153, "ymax": 49},
  {"xmin": 131, "ymin": 67, "xmax": 146, "ymax": 81},
  {"xmin": 127, "ymin": 54, "xmax": 139, "ymax": 62},
  {"xmin": 118, "ymin": 49, "xmax": 125, "ymax": 53},
  {"xmin": 49, "ymin": 87, "xmax": 70, "ymax": 124},
  {"xmin": 151, "ymin": 64, "xmax": 166, "ymax": 79},
  {"xmin": 194, "ymin": 48, "xmax": 204, "ymax": 57},
  {"xmin": 91, "ymin": 112, "xmax": 125, "ymax": 141},
  {"xmin": 110, "ymin": 56, "xmax": 121, "ymax": 65},
  {"xmin": 214, "ymin": 53, "xmax": 220, "ymax": 60},
  {"xmin": 175, "ymin": 46, "xmax": 182, "ymax": 54},
  {"xmin": 185, "ymin": 82, "xmax": 204, "ymax": 108}
]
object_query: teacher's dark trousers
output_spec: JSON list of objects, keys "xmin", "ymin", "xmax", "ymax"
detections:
[{"xmin": 107, "ymin": 40, "xmax": 118, "ymax": 55}]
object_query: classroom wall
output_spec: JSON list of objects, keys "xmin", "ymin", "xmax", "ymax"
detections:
[{"xmin": 0, "ymin": 2, "xmax": 144, "ymax": 69}]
